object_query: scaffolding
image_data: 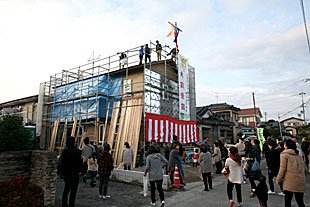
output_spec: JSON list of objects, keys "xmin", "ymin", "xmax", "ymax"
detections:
[{"xmin": 39, "ymin": 40, "xmax": 196, "ymax": 167}]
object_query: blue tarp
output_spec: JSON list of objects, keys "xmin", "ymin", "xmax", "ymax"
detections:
[{"xmin": 51, "ymin": 73, "xmax": 123, "ymax": 122}]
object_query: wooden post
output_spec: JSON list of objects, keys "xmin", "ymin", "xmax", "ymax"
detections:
[
  {"xmin": 71, "ymin": 118, "xmax": 78, "ymax": 137},
  {"xmin": 49, "ymin": 119, "xmax": 59, "ymax": 152},
  {"xmin": 96, "ymin": 117, "xmax": 100, "ymax": 146},
  {"xmin": 59, "ymin": 119, "xmax": 68, "ymax": 155},
  {"xmin": 102, "ymin": 102, "xmax": 110, "ymax": 145}
]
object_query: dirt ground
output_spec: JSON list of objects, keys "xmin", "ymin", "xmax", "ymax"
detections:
[
  {"xmin": 182, "ymin": 162, "xmax": 222, "ymax": 183},
  {"xmin": 55, "ymin": 163, "xmax": 219, "ymax": 207},
  {"xmin": 55, "ymin": 177, "xmax": 175, "ymax": 207}
]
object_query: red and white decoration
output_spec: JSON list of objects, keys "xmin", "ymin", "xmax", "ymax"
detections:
[{"xmin": 145, "ymin": 113, "xmax": 198, "ymax": 144}]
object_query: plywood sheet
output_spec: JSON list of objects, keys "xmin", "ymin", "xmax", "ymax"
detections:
[
  {"xmin": 106, "ymin": 101, "xmax": 120, "ymax": 149},
  {"xmin": 116, "ymin": 99, "xmax": 134, "ymax": 164},
  {"xmin": 131, "ymin": 99, "xmax": 143, "ymax": 168},
  {"xmin": 113, "ymin": 100, "xmax": 127, "ymax": 165}
]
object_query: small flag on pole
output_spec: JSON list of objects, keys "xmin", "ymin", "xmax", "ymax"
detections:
[{"xmin": 167, "ymin": 22, "xmax": 182, "ymax": 48}]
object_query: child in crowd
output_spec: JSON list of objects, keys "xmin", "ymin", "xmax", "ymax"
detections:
[
  {"xmin": 253, "ymin": 175, "xmax": 268, "ymax": 207},
  {"xmin": 182, "ymin": 151, "xmax": 187, "ymax": 164},
  {"xmin": 193, "ymin": 148, "xmax": 200, "ymax": 167},
  {"xmin": 88, "ymin": 152, "xmax": 98, "ymax": 187}
]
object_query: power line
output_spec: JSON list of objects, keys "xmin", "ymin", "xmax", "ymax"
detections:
[
  {"xmin": 256, "ymin": 79, "xmax": 303, "ymax": 98},
  {"xmin": 299, "ymin": 0, "xmax": 310, "ymax": 54},
  {"xmin": 280, "ymin": 97, "xmax": 310, "ymax": 117}
]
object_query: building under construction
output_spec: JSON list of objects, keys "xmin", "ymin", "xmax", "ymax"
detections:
[{"xmin": 33, "ymin": 41, "xmax": 197, "ymax": 167}]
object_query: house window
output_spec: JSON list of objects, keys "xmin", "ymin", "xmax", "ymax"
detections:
[
  {"xmin": 99, "ymin": 124, "xmax": 105, "ymax": 144},
  {"xmin": 242, "ymin": 117, "xmax": 250, "ymax": 125}
]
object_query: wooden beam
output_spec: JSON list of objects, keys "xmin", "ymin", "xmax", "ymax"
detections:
[
  {"xmin": 75, "ymin": 118, "xmax": 82, "ymax": 143},
  {"xmin": 79, "ymin": 132, "xmax": 87, "ymax": 150},
  {"xmin": 102, "ymin": 102, "xmax": 110, "ymax": 145},
  {"xmin": 71, "ymin": 118, "xmax": 78, "ymax": 137},
  {"xmin": 59, "ymin": 119, "xmax": 68, "ymax": 155},
  {"xmin": 49, "ymin": 119, "xmax": 59, "ymax": 152},
  {"xmin": 95, "ymin": 117, "xmax": 100, "ymax": 145}
]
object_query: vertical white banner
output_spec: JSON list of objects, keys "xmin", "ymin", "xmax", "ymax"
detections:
[{"xmin": 178, "ymin": 54, "xmax": 190, "ymax": 121}]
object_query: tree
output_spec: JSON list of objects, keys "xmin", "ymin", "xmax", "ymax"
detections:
[{"xmin": 0, "ymin": 115, "xmax": 36, "ymax": 152}]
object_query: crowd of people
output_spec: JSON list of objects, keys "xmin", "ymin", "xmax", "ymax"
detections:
[
  {"xmin": 224, "ymin": 137, "xmax": 308, "ymax": 207},
  {"xmin": 59, "ymin": 134, "xmax": 309, "ymax": 207}
]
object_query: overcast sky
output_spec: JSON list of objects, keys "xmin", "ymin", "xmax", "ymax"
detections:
[{"xmin": 1, "ymin": 0, "xmax": 310, "ymax": 121}]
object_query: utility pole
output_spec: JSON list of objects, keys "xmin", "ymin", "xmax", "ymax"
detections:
[
  {"xmin": 299, "ymin": 91, "xmax": 306, "ymax": 125},
  {"xmin": 252, "ymin": 92, "xmax": 257, "ymax": 128},
  {"xmin": 264, "ymin": 112, "xmax": 267, "ymax": 122},
  {"xmin": 214, "ymin": 92, "xmax": 219, "ymax": 103},
  {"xmin": 278, "ymin": 112, "xmax": 283, "ymax": 141},
  {"xmin": 252, "ymin": 92, "xmax": 258, "ymax": 138}
]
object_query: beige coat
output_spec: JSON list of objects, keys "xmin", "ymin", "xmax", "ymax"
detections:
[{"xmin": 276, "ymin": 149, "xmax": 307, "ymax": 193}]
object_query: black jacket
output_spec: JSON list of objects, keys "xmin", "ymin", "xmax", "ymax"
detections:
[
  {"xmin": 171, "ymin": 140, "xmax": 183, "ymax": 156},
  {"xmin": 301, "ymin": 141, "xmax": 309, "ymax": 154},
  {"xmin": 156, "ymin": 44, "xmax": 162, "ymax": 51},
  {"xmin": 61, "ymin": 147, "xmax": 83, "ymax": 176},
  {"xmin": 267, "ymin": 148, "xmax": 280, "ymax": 176},
  {"xmin": 145, "ymin": 46, "xmax": 151, "ymax": 55},
  {"xmin": 255, "ymin": 182, "xmax": 268, "ymax": 201}
]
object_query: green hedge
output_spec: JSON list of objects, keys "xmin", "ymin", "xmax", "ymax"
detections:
[{"xmin": 0, "ymin": 115, "xmax": 38, "ymax": 152}]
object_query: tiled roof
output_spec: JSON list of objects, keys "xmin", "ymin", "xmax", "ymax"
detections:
[{"xmin": 239, "ymin": 108, "xmax": 262, "ymax": 117}]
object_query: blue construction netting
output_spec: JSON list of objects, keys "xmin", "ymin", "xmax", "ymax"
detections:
[{"xmin": 51, "ymin": 72, "xmax": 123, "ymax": 122}]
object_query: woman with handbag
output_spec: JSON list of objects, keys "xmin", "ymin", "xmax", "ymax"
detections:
[
  {"xmin": 145, "ymin": 145, "xmax": 168, "ymax": 207},
  {"xmin": 244, "ymin": 141, "xmax": 261, "ymax": 198}
]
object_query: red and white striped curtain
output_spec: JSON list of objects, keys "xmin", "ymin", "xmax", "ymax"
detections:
[{"xmin": 145, "ymin": 113, "xmax": 199, "ymax": 144}]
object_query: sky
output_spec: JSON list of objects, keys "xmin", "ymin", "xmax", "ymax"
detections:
[{"xmin": 0, "ymin": 0, "xmax": 310, "ymax": 121}]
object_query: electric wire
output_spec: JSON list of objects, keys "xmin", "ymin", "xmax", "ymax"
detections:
[{"xmin": 299, "ymin": 0, "xmax": 310, "ymax": 54}]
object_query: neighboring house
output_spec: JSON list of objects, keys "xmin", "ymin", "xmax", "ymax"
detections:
[
  {"xmin": 238, "ymin": 108, "xmax": 263, "ymax": 128},
  {"xmin": 196, "ymin": 106, "xmax": 235, "ymax": 144},
  {"xmin": 198, "ymin": 103, "xmax": 240, "ymax": 143},
  {"xmin": 239, "ymin": 124, "xmax": 255, "ymax": 136},
  {"xmin": 280, "ymin": 117, "xmax": 304, "ymax": 137},
  {"xmin": 0, "ymin": 95, "xmax": 39, "ymax": 125}
]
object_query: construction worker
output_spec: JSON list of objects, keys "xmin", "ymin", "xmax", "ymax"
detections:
[
  {"xmin": 156, "ymin": 40, "xmax": 162, "ymax": 61},
  {"xmin": 139, "ymin": 46, "xmax": 144, "ymax": 65}
]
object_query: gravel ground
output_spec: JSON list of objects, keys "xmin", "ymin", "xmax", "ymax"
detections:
[{"xmin": 55, "ymin": 177, "xmax": 175, "ymax": 207}]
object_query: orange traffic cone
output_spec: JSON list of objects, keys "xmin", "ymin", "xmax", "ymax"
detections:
[{"xmin": 172, "ymin": 164, "xmax": 184, "ymax": 191}]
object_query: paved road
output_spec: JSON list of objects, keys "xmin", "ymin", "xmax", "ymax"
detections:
[{"xmin": 147, "ymin": 161, "xmax": 310, "ymax": 207}]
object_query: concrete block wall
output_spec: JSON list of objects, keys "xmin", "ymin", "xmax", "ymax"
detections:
[
  {"xmin": 0, "ymin": 150, "xmax": 32, "ymax": 181},
  {"xmin": 30, "ymin": 150, "xmax": 57, "ymax": 207},
  {"xmin": 111, "ymin": 169, "xmax": 170, "ymax": 190},
  {"xmin": 0, "ymin": 150, "xmax": 57, "ymax": 207}
]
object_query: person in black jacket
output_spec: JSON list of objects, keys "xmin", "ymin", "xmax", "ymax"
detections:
[
  {"xmin": 301, "ymin": 137, "xmax": 309, "ymax": 168},
  {"xmin": 170, "ymin": 135, "xmax": 185, "ymax": 185},
  {"xmin": 145, "ymin": 44, "xmax": 151, "ymax": 63},
  {"xmin": 266, "ymin": 140, "xmax": 280, "ymax": 195},
  {"xmin": 253, "ymin": 175, "xmax": 268, "ymax": 207},
  {"xmin": 61, "ymin": 136, "xmax": 83, "ymax": 207},
  {"xmin": 155, "ymin": 40, "xmax": 162, "ymax": 61}
]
